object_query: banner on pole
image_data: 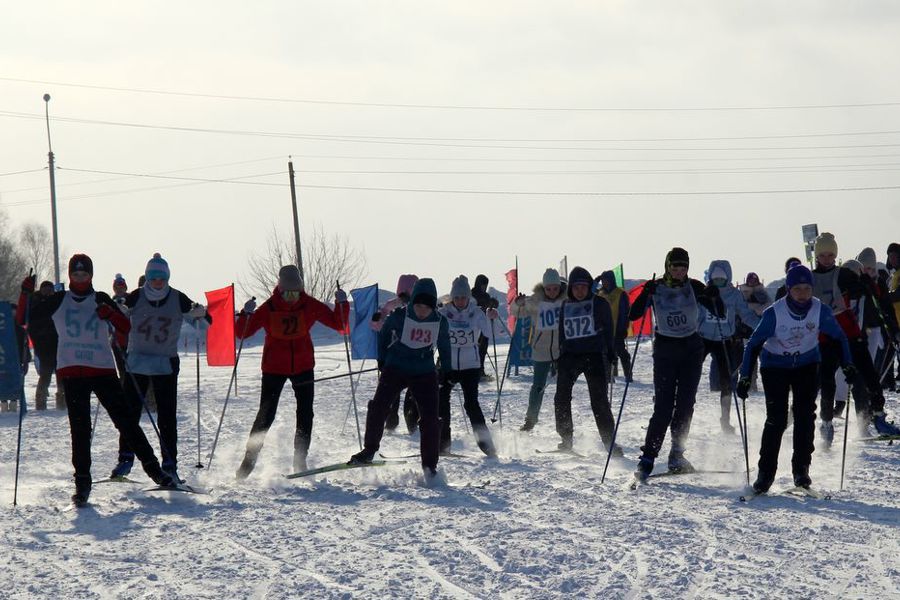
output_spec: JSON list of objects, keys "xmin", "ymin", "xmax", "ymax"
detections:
[
  {"xmin": 507, "ymin": 317, "xmax": 533, "ymax": 367},
  {"xmin": 350, "ymin": 284, "xmax": 379, "ymax": 359},
  {"xmin": 205, "ymin": 285, "xmax": 236, "ymax": 366},
  {"xmin": 505, "ymin": 268, "xmax": 518, "ymax": 334},
  {"xmin": 627, "ymin": 281, "xmax": 654, "ymax": 337}
]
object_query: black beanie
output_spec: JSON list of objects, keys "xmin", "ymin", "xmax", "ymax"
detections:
[
  {"xmin": 888, "ymin": 243, "xmax": 900, "ymax": 256},
  {"xmin": 784, "ymin": 256, "xmax": 802, "ymax": 274},
  {"xmin": 68, "ymin": 253, "xmax": 93, "ymax": 277},
  {"xmin": 666, "ymin": 247, "xmax": 689, "ymax": 268}
]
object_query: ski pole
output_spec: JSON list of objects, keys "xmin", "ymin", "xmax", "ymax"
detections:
[
  {"xmin": 457, "ymin": 386, "xmax": 470, "ymax": 434},
  {"xmin": 488, "ymin": 317, "xmax": 504, "ymax": 426},
  {"xmin": 601, "ymin": 277, "xmax": 654, "ymax": 485},
  {"xmin": 716, "ymin": 317, "xmax": 751, "ymax": 487},
  {"xmin": 491, "ymin": 319, "xmax": 515, "ymax": 423},
  {"xmin": 195, "ymin": 321, "xmax": 204, "ymax": 469},
  {"xmin": 207, "ymin": 299, "xmax": 254, "ymax": 471},
  {"xmin": 90, "ymin": 400, "xmax": 100, "ymax": 443},
  {"xmin": 13, "ymin": 268, "xmax": 33, "ymax": 506},
  {"xmin": 340, "ymin": 359, "xmax": 369, "ymax": 435},
  {"xmin": 337, "ymin": 280, "xmax": 363, "ymax": 450},
  {"xmin": 840, "ymin": 380, "xmax": 852, "ymax": 491}
]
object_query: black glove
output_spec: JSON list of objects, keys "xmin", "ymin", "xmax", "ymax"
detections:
[
  {"xmin": 842, "ymin": 364, "xmax": 857, "ymax": 384},
  {"xmin": 21, "ymin": 275, "xmax": 36, "ymax": 294},
  {"xmin": 704, "ymin": 283, "xmax": 721, "ymax": 299},
  {"xmin": 643, "ymin": 279, "xmax": 657, "ymax": 295},
  {"xmin": 736, "ymin": 377, "xmax": 752, "ymax": 400},
  {"xmin": 371, "ymin": 311, "xmax": 382, "ymax": 323}
]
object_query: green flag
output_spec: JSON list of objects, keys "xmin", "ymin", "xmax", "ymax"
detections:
[{"xmin": 613, "ymin": 263, "xmax": 624, "ymax": 288}]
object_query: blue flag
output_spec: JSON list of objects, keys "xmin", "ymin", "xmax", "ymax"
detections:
[
  {"xmin": 350, "ymin": 284, "xmax": 379, "ymax": 360},
  {"xmin": 0, "ymin": 302, "xmax": 26, "ymax": 412},
  {"xmin": 507, "ymin": 316, "xmax": 533, "ymax": 368}
]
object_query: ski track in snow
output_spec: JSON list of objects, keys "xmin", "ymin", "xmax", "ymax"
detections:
[{"xmin": 2, "ymin": 342, "xmax": 900, "ymax": 598}]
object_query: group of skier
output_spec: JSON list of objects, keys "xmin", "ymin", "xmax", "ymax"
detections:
[{"xmin": 11, "ymin": 231, "xmax": 900, "ymax": 503}]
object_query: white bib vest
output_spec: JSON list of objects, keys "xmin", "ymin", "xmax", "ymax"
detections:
[
  {"xmin": 562, "ymin": 300, "xmax": 595, "ymax": 340},
  {"xmin": 535, "ymin": 301, "xmax": 561, "ymax": 332},
  {"xmin": 52, "ymin": 293, "xmax": 116, "ymax": 371},
  {"xmin": 400, "ymin": 314, "xmax": 440, "ymax": 350},
  {"xmin": 654, "ymin": 284, "xmax": 699, "ymax": 338},
  {"xmin": 763, "ymin": 297, "xmax": 822, "ymax": 356}
]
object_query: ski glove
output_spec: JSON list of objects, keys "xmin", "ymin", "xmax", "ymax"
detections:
[
  {"xmin": 842, "ymin": 364, "xmax": 858, "ymax": 384},
  {"xmin": 703, "ymin": 283, "xmax": 721, "ymax": 299},
  {"xmin": 486, "ymin": 308, "xmax": 499, "ymax": 320},
  {"xmin": 187, "ymin": 304, "xmax": 207, "ymax": 319},
  {"xmin": 21, "ymin": 275, "xmax": 35, "ymax": 293},
  {"xmin": 642, "ymin": 280, "xmax": 657, "ymax": 295},
  {"xmin": 242, "ymin": 298, "xmax": 257, "ymax": 314},
  {"xmin": 514, "ymin": 293, "xmax": 527, "ymax": 307},
  {"xmin": 96, "ymin": 304, "xmax": 116, "ymax": 321},
  {"xmin": 335, "ymin": 289, "xmax": 348, "ymax": 304},
  {"xmin": 736, "ymin": 377, "xmax": 752, "ymax": 400}
]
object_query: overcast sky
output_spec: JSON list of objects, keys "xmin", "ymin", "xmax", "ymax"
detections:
[{"xmin": 2, "ymin": 2, "xmax": 899, "ymax": 302}]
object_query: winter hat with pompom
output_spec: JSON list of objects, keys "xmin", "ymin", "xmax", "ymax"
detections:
[
  {"xmin": 786, "ymin": 265, "xmax": 814, "ymax": 288},
  {"xmin": 814, "ymin": 232, "xmax": 838, "ymax": 257},
  {"xmin": 856, "ymin": 247, "xmax": 877, "ymax": 270},
  {"xmin": 542, "ymin": 268, "xmax": 562, "ymax": 287},
  {"xmin": 145, "ymin": 253, "xmax": 170, "ymax": 281},
  {"xmin": 450, "ymin": 275, "xmax": 471, "ymax": 298}
]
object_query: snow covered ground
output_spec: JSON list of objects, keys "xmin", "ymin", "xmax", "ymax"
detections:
[{"xmin": 2, "ymin": 340, "xmax": 900, "ymax": 599}]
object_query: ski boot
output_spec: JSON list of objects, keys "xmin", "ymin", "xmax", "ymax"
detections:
[
  {"xmin": 872, "ymin": 412, "xmax": 900, "ymax": 436},
  {"xmin": 557, "ymin": 437, "xmax": 574, "ymax": 452},
  {"xmin": 609, "ymin": 444, "xmax": 625, "ymax": 459},
  {"xmin": 793, "ymin": 467, "xmax": 812, "ymax": 489},
  {"xmin": 752, "ymin": 470, "xmax": 775, "ymax": 494},
  {"xmin": 293, "ymin": 450, "xmax": 308, "ymax": 474},
  {"xmin": 819, "ymin": 420, "xmax": 835, "ymax": 448},
  {"xmin": 35, "ymin": 387, "xmax": 48, "ymax": 411},
  {"xmin": 834, "ymin": 400, "xmax": 847, "ymax": 418},
  {"xmin": 55, "ymin": 389, "xmax": 67, "ymax": 411},
  {"xmin": 347, "ymin": 449, "xmax": 375, "ymax": 465},
  {"xmin": 110, "ymin": 453, "xmax": 135, "ymax": 479},
  {"xmin": 72, "ymin": 476, "xmax": 92, "ymax": 507},
  {"xmin": 236, "ymin": 454, "xmax": 257, "ymax": 480},
  {"xmin": 519, "ymin": 418, "xmax": 536, "ymax": 432},
  {"xmin": 667, "ymin": 448, "xmax": 696, "ymax": 474},
  {"xmin": 162, "ymin": 461, "xmax": 184, "ymax": 484},
  {"xmin": 7, "ymin": 400, "xmax": 17, "ymax": 413},
  {"xmin": 0, "ymin": 401, "xmax": 7, "ymax": 413},
  {"xmin": 634, "ymin": 456, "xmax": 654, "ymax": 483}
]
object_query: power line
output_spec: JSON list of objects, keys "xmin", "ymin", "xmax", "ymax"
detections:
[
  {"xmin": 6, "ymin": 110, "xmax": 900, "ymax": 152},
  {"xmin": 0, "ymin": 168, "xmax": 45, "ymax": 177},
  {"xmin": 58, "ymin": 167, "xmax": 286, "ymax": 185},
  {"xmin": 3, "ymin": 75, "xmax": 900, "ymax": 112}
]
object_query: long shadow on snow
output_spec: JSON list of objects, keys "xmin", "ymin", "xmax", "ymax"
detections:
[
  {"xmin": 272, "ymin": 481, "xmax": 510, "ymax": 512},
  {"xmin": 31, "ymin": 505, "xmax": 141, "ymax": 543}
]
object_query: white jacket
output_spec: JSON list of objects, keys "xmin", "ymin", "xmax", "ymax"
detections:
[{"xmin": 438, "ymin": 299, "xmax": 495, "ymax": 371}]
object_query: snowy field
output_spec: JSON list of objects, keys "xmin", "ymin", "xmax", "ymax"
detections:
[{"xmin": 2, "ymin": 340, "xmax": 899, "ymax": 599}]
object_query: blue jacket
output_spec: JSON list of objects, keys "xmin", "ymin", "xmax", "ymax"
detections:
[
  {"xmin": 698, "ymin": 260, "xmax": 760, "ymax": 340},
  {"xmin": 740, "ymin": 298, "xmax": 851, "ymax": 375},
  {"xmin": 378, "ymin": 279, "xmax": 451, "ymax": 375}
]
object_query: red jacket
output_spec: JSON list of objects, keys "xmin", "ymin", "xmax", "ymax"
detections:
[{"xmin": 235, "ymin": 289, "xmax": 350, "ymax": 375}]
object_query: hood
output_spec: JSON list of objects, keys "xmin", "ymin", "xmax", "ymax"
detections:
[
  {"xmin": 410, "ymin": 278, "xmax": 438, "ymax": 306},
  {"xmin": 705, "ymin": 260, "xmax": 733, "ymax": 284},
  {"xmin": 473, "ymin": 274, "xmax": 489, "ymax": 291},
  {"xmin": 599, "ymin": 270, "xmax": 617, "ymax": 290},
  {"xmin": 566, "ymin": 266, "xmax": 593, "ymax": 300},
  {"xmin": 531, "ymin": 281, "xmax": 567, "ymax": 300}
]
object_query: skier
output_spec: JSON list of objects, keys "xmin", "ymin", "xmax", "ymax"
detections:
[
  {"xmin": 1, "ymin": 304, "xmax": 30, "ymax": 412},
  {"xmin": 552, "ymin": 266, "xmax": 620, "ymax": 455},
  {"xmin": 110, "ymin": 254, "xmax": 210, "ymax": 481},
  {"xmin": 739, "ymin": 272, "xmax": 772, "ymax": 317},
  {"xmin": 697, "ymin": 260, "xmax": 760, "ymax": 433},
  {"xmin": 513, "ymin": 268, "xmax": 566, "ymax": 431},
  {"xmin": 597, "ymin": 270, "xmax": 633, "ymax": 383},
  {"xmin": 349, "ymin": 278, "xmax": 450, "ymax": 480},
  {"xmin": 737, "ymin": 265, "xmax": 854, "ymax": 493},
  {"xmin": 235, "ymin": 265, "xmax": 350, "ymax": 478},
  {"xmin": 372, "ymin": 274, "xmax": 420, "ymax": 433},
  {"xmin": 437, "ymin": 275, "xmax": 499, "ymax": 456},
  {"xmin": 23, "ymin": 255, "xmax": 175, "ymax": 505},
  {"xmin": 16, "ymin": 280, "xmax": 60, "ymax": 410},
  {"xmin": 109, "ymin": 273, "xmax": 129, "ymax": 383},
  {"xmin": 630, "ymin": 248, "xmax": 725, "ymax": 481},
  {"xmin": 811, "ymin": 233, "xmax": 900, "ymax": 439},
  {"xmin": 471, "ymin": 274, "xmax": 496, "ymax": 379},
  {"xmin": 850, "ymin": 250, "xmax": 900, "ymax": 398},
  {"xmin": 774, "ymin": 257, "xmax": 803, "ymax": 301}
]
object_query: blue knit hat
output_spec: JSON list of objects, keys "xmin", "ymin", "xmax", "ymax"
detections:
[
  {"xmin": 785, "ymin": 265, "xmax": 813, "ymax": 288},
  {"xmin": 145, "ymin": 252, "xmax": 170, "ymax": 281}
]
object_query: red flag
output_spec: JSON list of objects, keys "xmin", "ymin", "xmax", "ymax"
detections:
[
  {"xmin": 205, "ymin": 285, "xmax": 236, "ymax": 366},
  {"xmin": 505, "ymin": 268, "xmax": 518, "ymax": 333},
  {"xmin": 627, "ymin": 282, "xmax": 654, "ymax": 337}
]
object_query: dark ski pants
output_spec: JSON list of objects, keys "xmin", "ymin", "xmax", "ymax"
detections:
[
  {"xmin": 702, "ymin": 337, "xmax": 740, "ymax": 420},
  {"xmin": 63, "ymin": 374, "xmax": 162, "ymax": 482},
  {"xmin": 613, "ymin": 337, "xmax": 633, "ymax": 380},
  {"xmin": 385, "ymin": 387, "xmax": 418, "ymax": 433},
  {"xmin": 525, "ymin": 360, "xmax": 553, "ymax": 423},
  {"xmin": 363, "ymin": 368, "xmax": 440, "ymax": 470},
  {"xmin": 553, "ymin": 352, "xmax": 615, "ymax": 447},
  {"xmin": 118, "ymin": 369, "xmax": 180, "ymax": 468},
  {"xmin": 819, "ymin": 338, "xmax": 872, "ymax": 421},
  {"xmin": 478, "ymin": 335, "xmax": 489, "ymax": 374},
  {"xmin": 640, "ymin": 334, "xmax": 704, "ymax": 461},
  {"xmin": 439, "ymin": 368, "xmax": 491, "ymax": 451},
  {"xmin": 758, "ymin": 363, "xmax": 818, "ymax": 477},
  {"xmin": 243, "ymin": 370, "xmax": 315, "ymax": 463}
]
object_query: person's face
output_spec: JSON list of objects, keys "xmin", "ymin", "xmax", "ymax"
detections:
[
  {"xmin": 148, "ymin": 277, "xmax": 167, "ymax": 290},
  {"xmin": 711, "ymin": 277, "xmax": 728, "ymax": 288},
  {"xmin": 413, "ymin": 303, "xmax": 433, "ymax": 319},
  {"xmin": 889, "ymin": 251, "xmax": 900, "ymax": 269},
  {"xmin": 39, "ymin": 285, "xmax": 54, "ymax": 296},
  {"xmin": 668, "ymin": 265, "xmax": 688, "ymax": 281},
  {"xmin": 452, "ymin": 296, "xmax": 469, "ymax": 309},
  {"xmin": 864, "ymin": 265, "xmax": 877, "ymax": 278},
  {"xmin": 70, "ymin": 271, "xmax": 91, "ymax": 284},
  {"xmin": 572, "ymin": 283, "xmax": 590, "ymax": 301},
  {"xmin": 543, "ymin": 284, "xmax": 560, "ymax": 300},
  {"xmin": 817, "ymin": 252, "xmax": 836, "ymax": 269},
  {"xmin": 789, "ymin": 284, "xmax": 813, "ymax": 303},
  {"xmin": 747, "ymin": 276, "xmax": 759, "ymax": 286}
]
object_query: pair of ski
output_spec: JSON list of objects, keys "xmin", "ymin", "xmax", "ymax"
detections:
[
  {"xmin": 626, "ymin": 469, "xmax": 736, "ymax": 491},
  {"xmin": 739, "ymin": 486, "xmax": 831, "ymax": 502},
  {"xmin": 94, "ymin": 476, "xmax": 208, "ymax": 495},
  {"xmin": 284, "ymin": 458, "xmax": 489, "ymax": 489},
  {"xmin": 857, "ymin": 434, "xmax": 900, "ymax": 443}
]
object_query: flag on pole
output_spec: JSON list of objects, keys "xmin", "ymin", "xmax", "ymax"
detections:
[
  {"xmin": 613, "ymin": 263, "xmax": 625, "ymax": 288},
  {"xmin": 505, "ymin": 268, "xmax": 518, "ymax": 333},
  {"xmin": 508, "ymin": 317, "xmax": 533, "ymax": 368},
  {"xmin": 627, "ymin": 281, "xmax": 654, "ymax": 337},
  {"xmin": 205, "ymin": 285, "xmax": 236, "ymax": 366},
  {"xmin": 0, "ymin": 302, "xmax": 25, "ymax": 412},
  {"xmin": 350, "ymin": 284, "xmax": 379, "ymax": 359},
  {"xmin": 559, "ymin": 256, "xmax": 568, "ymax": 281}
]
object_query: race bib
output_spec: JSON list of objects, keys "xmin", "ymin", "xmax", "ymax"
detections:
[
  {"xmin": 562, "ymin": 301, "xmax": 595, "ymax": 340},
  {"xmin": 134, "ymin": 315, "xmax": 176, "ymax": 345},
  {"xmin": 269, "ymin": 311, "xmax": 308, "ymax": 340},
  {"xmin": 535, "ymin": 302, "xmax": 561, "ymax": 332},
  {"xmin": 400, "ymin": 316, "xmax": 440, "ymax": 349},
  {"xmin": 447, "ymin": 319, "xmax": 477, "ymax": 348}
]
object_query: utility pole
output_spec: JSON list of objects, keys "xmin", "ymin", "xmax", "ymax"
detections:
[
  {"xmin": 288, "ymin": 158, "xmax": 304, "ymax": 279},
  {"xmin": 43, "ymin": 94, "xmax": 61, "ymax": 284}
]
